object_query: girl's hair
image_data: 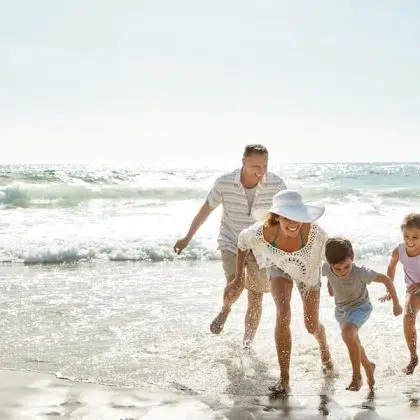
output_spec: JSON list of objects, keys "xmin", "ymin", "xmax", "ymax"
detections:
[
  {"xmin": 401, "ymin": 213, "xmax": 420, "ymax": 230},
  {"xmin": 324, "ymin": 237, "xmax": 354, "ymax": 265},
  {"xmin": 264, "ymin": 212, "xmax": 279, "ymax": 227}
]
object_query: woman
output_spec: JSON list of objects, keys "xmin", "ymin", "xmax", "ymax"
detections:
[{"xmin": 225, "ymin": 190, "xmax": 334, "ymax": 393}]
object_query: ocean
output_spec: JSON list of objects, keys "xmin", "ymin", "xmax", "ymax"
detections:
[{"xmin": 0, "ymin": 162, "xmax": 419, "ymax": 419}]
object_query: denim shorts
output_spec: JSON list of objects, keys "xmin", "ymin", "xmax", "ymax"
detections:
[
  {"xmin": 335, "ymin": 301, "xmax": 372, "ymax": 329},
  {"xmin": 267, "ymin": 265, "xmax": 321, "ymax": 293}
]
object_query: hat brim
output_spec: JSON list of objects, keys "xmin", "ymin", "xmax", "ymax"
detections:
[{"xmin": 252, "ymin": 203, "xmax": 325, "ymax": 223}]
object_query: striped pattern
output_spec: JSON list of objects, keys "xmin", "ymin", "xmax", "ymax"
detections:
[{"xmin": 206, "ymin": 169, "xmax": 286, "ymax": 253}]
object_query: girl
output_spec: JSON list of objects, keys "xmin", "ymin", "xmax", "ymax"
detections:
[{"xmin": 380, "ymin": 213, "xmax": 420, "ymax": 375}]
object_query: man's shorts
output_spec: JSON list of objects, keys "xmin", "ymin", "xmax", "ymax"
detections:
[
  {"xmin": 221, "ymin": 250, "xmax": 270, "ymax": 294},
  {"xmin": 335, "ymin": 301, "xmax": 372, "ymax": 329}
]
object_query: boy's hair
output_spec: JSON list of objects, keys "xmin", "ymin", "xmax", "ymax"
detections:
[
  {"xmin": 243, "ymin": 144, "xmax": 268, "ymax": 157},
  {"xmin": 325, "ymin": 237, "xmax": 354, "ymax": 264},
  {"xmin": 401, "ymin": 213, "xmax": 420, "ymax": 230}
]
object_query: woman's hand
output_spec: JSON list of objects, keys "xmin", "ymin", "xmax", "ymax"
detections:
[{"xmin": 223, "ymin": 274, "xmax": 245, "ymax": 303}]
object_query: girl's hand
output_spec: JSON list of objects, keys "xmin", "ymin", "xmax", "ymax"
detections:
[
  {"xmin": 378, "ymin": 293, "xmax": 391, "ymax": 303},
  {"xmin": 407, "ymin": 284, "xmax": 420, "ymax": 295}
]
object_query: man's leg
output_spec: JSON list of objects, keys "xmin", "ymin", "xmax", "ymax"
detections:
[
  {"xmin": 242, "ymin": 252, "xmax": 269, "ymax": 347},
  {"xmin": 210, "ymin": 250, "xmax": 242, "ymax": 334}
]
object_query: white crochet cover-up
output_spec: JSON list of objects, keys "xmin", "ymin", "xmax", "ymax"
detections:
[{"xmin": 238, "ymin": 222, "xmax": 327, "ymax": 287}]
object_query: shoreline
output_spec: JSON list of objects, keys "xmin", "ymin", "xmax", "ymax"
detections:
[{"xmin": 0, "ymin": 368, "xmax": 418, "ymax": 419}]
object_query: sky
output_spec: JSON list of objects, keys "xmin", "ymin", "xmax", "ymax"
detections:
[{"xmin": 1, "ymin": 0, "xmax": 420, "ymax": 165}]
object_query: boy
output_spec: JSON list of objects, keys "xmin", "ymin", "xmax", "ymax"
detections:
[{"xmin": 322, "ymin": 237, "xmax": 403, "ymax": 391}]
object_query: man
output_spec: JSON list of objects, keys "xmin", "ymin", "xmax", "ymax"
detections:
[{"xmin": 173, "ymin": 144, "xmax": 286, "ymax": 347}]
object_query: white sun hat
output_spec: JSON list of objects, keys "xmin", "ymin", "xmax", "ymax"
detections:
[{"xmin": 252, "ymin": 190, "xmax": 325, "ymax": 223}]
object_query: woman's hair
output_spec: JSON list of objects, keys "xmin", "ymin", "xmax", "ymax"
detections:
[
  {"xmin": 401, "ymin": 213, "xmax": 420, "ymax": 230},
  {"xmin": 264, "ymin": 212, "xmax": 279, "ymax": 227},
  {"xmin": 325, "ymin": 237, "xmax": 354, "ymax": 265}
]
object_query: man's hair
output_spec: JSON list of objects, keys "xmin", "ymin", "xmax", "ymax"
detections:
[
  {"xmin": 243, "ymin": 144, "xmax": 268, "ymax": 158},
  {"xmin": 401, "ymin": 213, "xmax": 420, "ymax": 230},
  {"xmin": 325, "ymin": 237, "xmax": 354, "ymax": 265}
]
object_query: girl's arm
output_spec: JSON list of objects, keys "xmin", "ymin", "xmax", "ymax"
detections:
[
  {"xmin": 378, "ymin": 247, "xmax": 399, "ymax": 302},
  {"xmin": 387, "ymin": 247, "xmax": 400, "ymax": 281}
]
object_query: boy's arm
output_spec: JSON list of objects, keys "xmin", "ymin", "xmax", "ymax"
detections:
[
  {"xmin": 327, "ymin": 280, "xmax": 334, "ymax": 296},
  {"xmin": 374, "ymin": 273, "xmax": 403, "ymax": 316}
]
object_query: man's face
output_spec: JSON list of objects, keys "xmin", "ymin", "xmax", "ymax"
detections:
[{"xmin": 242, "ymin": 153, "xmax": 268, "ymax": 183}]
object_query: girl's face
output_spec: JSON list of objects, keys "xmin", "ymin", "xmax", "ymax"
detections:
[
  {"xmin": 403, "ymin": 227, "xmax": 420, "ymax": 255},
  {"xmin": 278, "ymin": 216, "xmax": 303, "ymax": 238}
]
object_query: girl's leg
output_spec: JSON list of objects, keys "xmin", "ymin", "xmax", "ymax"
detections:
[{"xmin": 403, "ymin": 294, "xmax": 420, "ymax": 375}]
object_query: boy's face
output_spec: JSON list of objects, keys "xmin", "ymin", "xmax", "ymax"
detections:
[
  {"xmin": 403, "ymin": 227, "xmax": 420, "ymax": 255},
  {"xmin": 330, "ymin": 257, "xmax": 353, "ymax": 279}
]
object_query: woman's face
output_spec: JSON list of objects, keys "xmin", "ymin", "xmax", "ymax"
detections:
[{"xmin": 278, "ymin": 216, "xmax": 303, "ymax": 238}]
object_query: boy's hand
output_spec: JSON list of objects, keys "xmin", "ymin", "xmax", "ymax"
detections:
[
  {"xmin": 393, "ymin": 303, "xmax": 403, "ymax": 316},
  {"xmin": 378, "ymin": 293, "xmax": 391, "ymax": 303},
  {"xmin": 407, "ymin": 284, "xmax": 420, "ymax": 295}
]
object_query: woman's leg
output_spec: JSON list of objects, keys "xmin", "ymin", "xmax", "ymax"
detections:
[
  {"xmin": 301, "ymin": 288, "xmax": 334, "ymax": 371},
  {"xmin": 270, "ymin": 276, "xmax": 293, "ymax": 392}
]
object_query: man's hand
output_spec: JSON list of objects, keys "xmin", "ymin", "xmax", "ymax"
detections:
[{"xmin": 173, "ymin": 237, "xmax": 190, "ymax": 255}]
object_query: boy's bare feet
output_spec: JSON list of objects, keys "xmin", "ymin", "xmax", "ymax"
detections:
[
  {"xmin": 209, "ymin": 309, "xmax": 230, "ymax": 334},
  {"xmin": 403, "ymin": 355, "xmax": 418, "ymax": 375},
  {"xmin": 346, "ymin": 375, "xmax": 362, "ymax": 391},
  {"xmin": 364, "ymin": 362, "xmax": 376, "ymax": 391}
]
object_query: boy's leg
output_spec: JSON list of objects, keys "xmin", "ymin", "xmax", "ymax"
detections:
[
  {"xmin": 210, "ymin": 250, "xmax": 242, "ymax": 334},
  {"xmin": 341, "ymin": 323, "xmax": 363, "ymax": 391},
  {"xmin": 339, "ymin": 302, "xmax": 372, "ymax": 391},
  {"xmin": 403, "ymin": 293, "xmax": 420, "ymax": 374},
  {"xmin": 359, "ymin": 343, "xmax": 376, "ymax": 391}
]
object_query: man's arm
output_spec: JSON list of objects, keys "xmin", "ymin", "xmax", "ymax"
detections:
[{"xmin": 173, "ymin": 201, "xmax": 213, "ymax": 254}]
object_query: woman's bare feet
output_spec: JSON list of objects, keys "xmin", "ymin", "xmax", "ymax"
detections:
[
  {"xmin": 346, "ymin": 375, "xmax": 362, "ymax": 391},
  {"xmin": 403, "ymin": 355, "xmax": 418, "ymax": 375},
  {"xmin": 364, "ymin": 362, "xmax": 376, "ymax": 391},
  {"xmin": 269, "ymin": 379, "xmax": 291, "ymax": 395},
  {"xmin": 209, "ymin": 309, "xmax": 230, "ymax": 334},
  {"xmin": 321, "ymin": 348, "xmax": 335, "ymax": 374}
]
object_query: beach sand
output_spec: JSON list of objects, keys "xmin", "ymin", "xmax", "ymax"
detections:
[{"xmin": 0, "ymin": 369, "xmax": 418, "ymax": 420}]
